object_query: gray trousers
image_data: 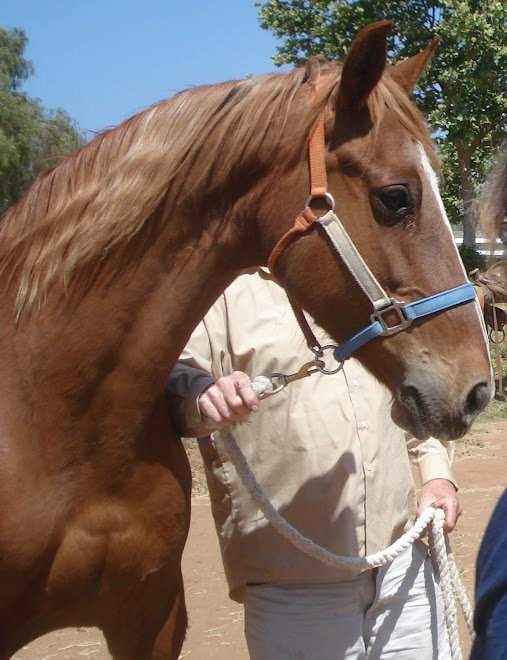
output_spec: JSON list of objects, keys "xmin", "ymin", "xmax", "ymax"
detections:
[{"xmin": 244, "ymin": 540, "xmax": 451, "ymax": 659}]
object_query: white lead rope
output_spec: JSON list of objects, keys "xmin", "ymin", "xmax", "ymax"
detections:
[{"xmin": 223, "ymin": 375, "xmax": 475, "ymax": 660}]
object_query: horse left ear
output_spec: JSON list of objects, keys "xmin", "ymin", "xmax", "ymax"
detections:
[
  {"xmin": 337, "ymin": 20, "xmax": 393, "ymax": 111},
  {"xmin": 389, "ymin": 37, "xmax": 440, "ymax": 93}
]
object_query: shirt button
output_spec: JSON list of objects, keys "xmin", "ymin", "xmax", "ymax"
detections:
[
  {"xmin": 366, "ymin": 464, "xmax": 373, "ymax": 472},
  {"xmin": 360, "ymin": 422, "xmax": 369, "ymax": 430},
  {"xmin": 352, "ymin": 379, "xmax": 359, "ymax": 387}
]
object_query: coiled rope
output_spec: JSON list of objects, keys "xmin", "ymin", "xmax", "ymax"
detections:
[{"xmin": 220, "ymin": 375, "xmax": 475, "ymax": 660}]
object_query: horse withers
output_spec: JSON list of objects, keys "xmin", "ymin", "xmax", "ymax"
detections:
[{"xmin": 0, "ymin": 21, "xmax": 493, "ymax": 660}]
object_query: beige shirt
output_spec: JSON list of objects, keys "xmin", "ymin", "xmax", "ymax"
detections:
[{"xmin": 170, "ymin": 271, "xmax": 456, "ymax": 603}]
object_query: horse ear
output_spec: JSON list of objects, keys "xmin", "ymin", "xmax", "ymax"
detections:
[
  {"xmin": 337, "ymin": 20, "xmax": 393, "ymax": 111},
  {"xmin": 389, "ymin": 37, "xmax": 440, "ymax": 93}
]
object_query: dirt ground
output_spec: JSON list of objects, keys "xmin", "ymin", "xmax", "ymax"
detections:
[{"xmin": 12, "ymin": 407, "xmax": 507, "ymax": 660}]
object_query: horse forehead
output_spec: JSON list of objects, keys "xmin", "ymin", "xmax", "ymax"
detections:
[
  {"xmin": 332, "ymin": 112, "xmax": 427, "ymax": 169},
  {"xmin": 334, "ymin": 135, "xmax": 429, "ymax": 181},
  {"xmin": 416, "ymin": 143, "xmax": 439, "ymax": 186}
]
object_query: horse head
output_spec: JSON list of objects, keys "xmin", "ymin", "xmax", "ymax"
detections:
[{"xmin": 256, "ymin": 21, "xmax": 493, "ymax": 440}]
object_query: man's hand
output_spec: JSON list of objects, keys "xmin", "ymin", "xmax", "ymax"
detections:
[
  {"xmin": 198, "ymin": 371, "xmax": 259, "ymax": 428},
  {"xmin": 417, "ymin": 478, "xmax": 463, "ymax": 533}
]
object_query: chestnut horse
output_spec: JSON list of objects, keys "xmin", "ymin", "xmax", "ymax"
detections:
[
  {"xmin": 0, "ymin": 21, "xmax": 492, "ymax": 660},
  {"xmin": 478, "ymin": 139, "xmax": 507, "ymax": 246}
]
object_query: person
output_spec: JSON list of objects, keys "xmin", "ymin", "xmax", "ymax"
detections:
[
  {"xmin": 470, "ymin": 488, "xmax": 507, "ymax": 660},
  {"xmin": 470, "ymin": 146, "xmax": 507, "ymax": 660},
  {"xmin": 166, "ymin": 268, "xmax": 462, "ymax": 659}
]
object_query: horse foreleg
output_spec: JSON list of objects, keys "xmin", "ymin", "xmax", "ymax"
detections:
[
  {"xmin": 102, "ymin": 568, "xmax": 187, "ymax": 660},
  {"xmin": 151, "ymin": 571, "xmax": 187, "ymax": 660}
]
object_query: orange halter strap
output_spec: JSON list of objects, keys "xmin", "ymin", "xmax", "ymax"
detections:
[{"xmin": 267, "ymin": 84, "xmax": 328, "ymax": 276}]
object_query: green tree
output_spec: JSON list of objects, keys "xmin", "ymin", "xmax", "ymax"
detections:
[
  {"xmin": 0, "ymin": 27, "xmax": 86, "ymax": 214},
  {"xmin": 256, "ymin": 0, "xmax": 507, "ymax": 247}
]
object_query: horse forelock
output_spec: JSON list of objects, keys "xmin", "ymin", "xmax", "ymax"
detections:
[{"xmin": 0, "ymin": 56, "xmax": 437, "ymax": 317}]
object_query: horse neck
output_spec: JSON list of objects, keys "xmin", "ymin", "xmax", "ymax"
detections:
[{"xmin": 0, "ymin": 212, "xmax": 247, "ymax": 440}]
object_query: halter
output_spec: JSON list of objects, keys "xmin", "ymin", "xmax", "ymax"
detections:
[{"xmin": 267, "ymin": 82, "xmax": 476, "ymax": 364}]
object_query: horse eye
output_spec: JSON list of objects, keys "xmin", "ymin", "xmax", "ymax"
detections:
[
  {"xmin": 379, "ymin": 187, "xmax": 409, "ymax": 210},
  {"xmin": 376, "ymin": 185, "xmax": 414, "ymax": 225}
]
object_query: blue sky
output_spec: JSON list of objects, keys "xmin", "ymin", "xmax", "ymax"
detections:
[{"xmin": 2, "ymin": 0, "xmax": 290, "ymax": 137}]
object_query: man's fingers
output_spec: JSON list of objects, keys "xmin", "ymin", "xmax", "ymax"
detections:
[
  {"xmin": 419, "ymin": 500, "xmax": 459, "ymax": 533},
  {"xmin": 418, "ymin": 478, "xmax": 463, "ymax": 534},
  {"xmin": 234, "ymin": 377, "xmax": 259, "ymax": 412},
  {"xmin": 439, "ymin": 500, "xmax": 462, "ymax": 533},
  {"xmin": 198, "ymin": 372, "xmax": 259, "ymax": 427},
  {"xmin": 206, "ymin": 385, "xmax": 244, "ymax": 421},
  {"xmin": 199, "ymin": 391, "xmax": 233, "ymax": 424}
]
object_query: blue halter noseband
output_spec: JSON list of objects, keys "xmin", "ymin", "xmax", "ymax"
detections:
[{"xmin": 333, "ymin": 282, "xmax": 476, "ymax": 362}]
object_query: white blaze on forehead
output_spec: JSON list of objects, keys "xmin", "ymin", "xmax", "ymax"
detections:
[
  {"xmin": 417, "ymin": 143, "xmax": 468, "ymax": 279},
  {"xmin": 417, "ymin": 144, "xmax": 491, "ymax": 353}
]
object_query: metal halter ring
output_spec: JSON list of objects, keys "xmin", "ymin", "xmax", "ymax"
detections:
[
  {"xmin": 305, "ymin": 192, "xmax": 335, "ymax": 212},
  {"xmin": 309, "ymin": 344, "xmax": 344, "ymax": 374},
  {"xmin": 489, "ymin": 328, "xmax": 506, "ymax": 344}
]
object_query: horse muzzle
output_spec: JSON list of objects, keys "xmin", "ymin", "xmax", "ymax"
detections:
[{"xmin": 393, "ymin": 377, "xmax": 493, "ymax": 441}]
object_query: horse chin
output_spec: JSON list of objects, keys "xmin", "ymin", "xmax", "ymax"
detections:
[{"xmin": 391, "ymin": 392, "xmax": 470, "ymax": 442}]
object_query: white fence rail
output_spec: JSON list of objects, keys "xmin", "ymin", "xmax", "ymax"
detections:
[{"xmin": 455, "ymin": 237, "xmax": 505, "ymax": 257}]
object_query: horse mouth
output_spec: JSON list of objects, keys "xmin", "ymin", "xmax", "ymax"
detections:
[{"xmin": 392, "ymin": 386, "xmax": 472, "ymax": 441}]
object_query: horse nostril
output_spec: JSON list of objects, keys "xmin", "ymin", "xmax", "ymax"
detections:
[
  {"xmin": 399, "ymin": 384, "xmax": 427, "ymax": 422},
  {"xmin": 464, "ymin": 382, "xmax": 492, "ymax": 418}
]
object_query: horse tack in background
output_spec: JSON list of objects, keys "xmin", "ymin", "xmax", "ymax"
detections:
[
  {"xmin": 472, "ymin": 228, "xmax": 507, "ymax": 401},
  {"xmin": 0, "ymin": 20, "xmax": 493, "ymax": 660},
  {"xmin": 472, "ymin": 262, "xmax": 507, "ymax": 338},
  {"xmin": 475, "ymin": 144, "xmax": 507, "ymax": 400}
]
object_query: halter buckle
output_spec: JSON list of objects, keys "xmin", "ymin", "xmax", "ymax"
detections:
[{"xmin": 371, "ymin": 300, "xmax": 412, "ymax": 337}]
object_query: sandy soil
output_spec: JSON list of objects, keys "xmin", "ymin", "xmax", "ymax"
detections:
[{"xmin": 12, "ymin": 414, "xmax": 507, "ymax": 660}]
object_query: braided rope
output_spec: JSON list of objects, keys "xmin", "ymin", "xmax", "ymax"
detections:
[
  {"xmin": 428, "ymin": 510, "xmax": 462, "ymax": 659},
  {"xmin": 448, "ymin": 550, "xmax": 476, "ymax": 638},
  {"xmin": 222, "ymin": 385, "xmax": 475, "ymax": 659}
]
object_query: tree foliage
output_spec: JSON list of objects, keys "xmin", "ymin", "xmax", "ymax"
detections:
[
  {"xmin": 256, "ymin": 0, "xmax": 507, "ymax": 245},
  {"xmin": 0, "ymin": 27, "xmax": 86, "ymax": 214}
]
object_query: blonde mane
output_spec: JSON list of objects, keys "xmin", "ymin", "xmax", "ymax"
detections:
[{"xmin": 0, "ymin": 59, "xmax": 436, "ymax": 315}]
